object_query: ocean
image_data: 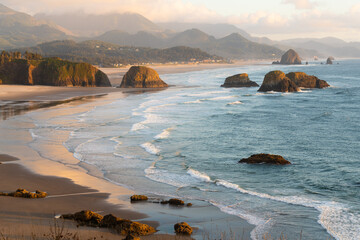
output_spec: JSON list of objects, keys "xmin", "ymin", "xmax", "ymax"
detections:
[{"xmin": 23, "ymin": 59, "xmax": 360, "ymax": 239}]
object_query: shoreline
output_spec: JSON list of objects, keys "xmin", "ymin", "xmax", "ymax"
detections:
[{"xmin": 0, "ymin": 62, "xmax": 257, "ymax": 239}]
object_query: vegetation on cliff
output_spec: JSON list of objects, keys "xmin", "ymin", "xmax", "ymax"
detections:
[{"xmin": 0, "ymin": 51, "xmax": 111, "ymax": 87}]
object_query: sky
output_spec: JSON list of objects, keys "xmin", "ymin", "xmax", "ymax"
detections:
[{"xmin": 1, "ymin": 0, "xmax": 360, "ymax": 41}]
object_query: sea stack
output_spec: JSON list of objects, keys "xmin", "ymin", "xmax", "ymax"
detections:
[
  {"xmin": 286, "ymin": 72, "xmax": 330, "ymax": 89},
  {"xmin": 120, "ymin": 66, "xmax": 168, "ymax": 88},
  {"xmin": 273, "ymin": 49, "xmax": 302, "ymax": 65},
  {"xmin": 326, "ymin": 57, "xmax": 333, "ymax": 64},
  {"xmin": 239, "ymin": 154, "xmax": 291, "ymax": 165},
  {"xmin": 258, "ymin": 70, "xmax": 299, "ymax": 92},
  {"xmin": 221, "ymin": 73, "xmax": 259, "ymax": 88}
]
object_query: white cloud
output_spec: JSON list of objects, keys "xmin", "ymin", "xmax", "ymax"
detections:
[
  {"xmin": 282, "ymin": 0, "xmax": 316, "ymax": 10},
  {"xmin": 0, "ymin": 0, "xmax": 221, "ymax": 23}
]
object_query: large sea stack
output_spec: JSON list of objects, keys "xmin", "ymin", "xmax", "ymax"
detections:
[
  {"xmin": 286, "ymin": 72, "xmax": 330, "ymax": 89},
  {"xmin": 0, "ymin": 53, "xmax": 111, "ymax": 87},
  {"xmin": 258, "ymin": 70, "xmax": 299, "ymax": 92},
  {"xmin": 274, "ymin": 49, "xmax": 302, "ymax": 65},
  {"xmin": 120, "ymin": 66, "xmax": 168, "ymax": 88},
  {"xmin": 221, "ymin": 73, "xmax": 259, "ymax": 88}
]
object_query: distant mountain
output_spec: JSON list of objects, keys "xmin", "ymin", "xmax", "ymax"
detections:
[
  {"xmin": 94, "ymin": 28, "xmax": 283, "ymax": 59},
  {"xmin": 15, "ymin": 40, "xmax": 223, "ymax": 67},
  {"xmin": 158, "ymin": 22, "xmax": 251, "ymax": 39},
  {"xmin": 280, "ymin": 37, "xmax": 360, "ymax": 58},
  {"xmin": 36, "ymin": 12, "xmax": 163, "ymax": 37},
  {"xmin": 0, "ymin": 4, "xmax": 70, "ymax": 49}
]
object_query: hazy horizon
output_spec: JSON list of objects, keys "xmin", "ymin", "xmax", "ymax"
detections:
[{"xmin": 1, "ymin": 0, "xmax": 360, "ymax": 42}]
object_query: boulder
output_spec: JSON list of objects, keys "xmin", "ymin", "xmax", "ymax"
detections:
[
  {"xmin": 130, "ymin": 195, "xmax": 148, "ymax": 202},
  {"xmin": 174, "ymin": 222, "xmax": 193, "ymax": 235},
  {"xmin": 168, "ymin": 198, "xmax": 185, "ymax": 206},
  {"xmin": 286, "ymin": 72, "xmax": 329, "ymax": 89},
  {"xmin": 62, "ymin": 210, "xmax": 103, "ymax": 227},
  {"xmin": 239, "ymin": 154, "xmax": 291, "ymax": 165},
  {"xmin": 0, "ymin": 188, "xmax": 47, "ymax": 198},
  {"xmin": 221, "ymin": 73, "xmax": 259, "ymax": 88},
  {"xmin": 120, "ymin": 66, "xmax": 168, "ymax": 88},
  {"xmin": 258, "ymin": 71, "xmax": 299, "ymax": 92},
  {"xmin": 326, "ymin": 57, "xmax": 333, "ymax": 65},
  {"xmin": 61, "ymin": 210, "xmax": 156, "ymax": 236},
  {"xmin": 278, "ymin": 49, "xmax": 302, "ymax": 65}
]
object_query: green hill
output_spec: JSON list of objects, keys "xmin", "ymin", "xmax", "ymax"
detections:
[{"xmin": 16, "ymin": 40, "xmax": 224, "ymax": 67}]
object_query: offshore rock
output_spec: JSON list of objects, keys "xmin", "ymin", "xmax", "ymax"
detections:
[
  {"xmin": 120, "ymin": 66, "xmax": 168, "ymax": 88},
  {"xmin": 326, "ymin": 57, "xmax": 333, "ymax": 64},
  {"xmin": 258, "ymin": 70, "xmax": 299, "ymax": 92},
  {"xmin": 221, "ymin": 73, "xmax": 259, "ymax": 87},
  {"xmin": 286, "ymin": 72, "xmax": 330, "ymax": 89},
  {"xmin": 276, "ymin": 49, "xmax": 302, "ymax": 65},
  {"xmin": 239, "ymin": 154, "xmax": 291, "ymax": 165}
]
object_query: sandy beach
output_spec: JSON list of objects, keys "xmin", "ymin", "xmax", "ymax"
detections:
[{"xmin": 0, "ymin": 62, "xmax": 257, "ymax": 239}]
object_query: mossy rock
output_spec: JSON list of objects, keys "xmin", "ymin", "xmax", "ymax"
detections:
[
  {"xmin": 0, "ymin": 188, "xmax": 47, "ymax": 198},
  {"xmin": 239, "ymin": 153, "xmax": 291, "ymax": 165},
  {"xmin": 130, "ymin": 195, "xmax": 148, "ymax": 202},
  {"xmin": 168, "ymin": 198, "xmax": 185, "ymax": 206},
  {"xmin": 174, "ymin": 222, "xmax": 193, "ymax": 235}
]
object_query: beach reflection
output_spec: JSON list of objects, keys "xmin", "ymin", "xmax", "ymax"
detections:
[{"xmin": 0, "ymin": 95, "xmax": 106, "ymax": 121}]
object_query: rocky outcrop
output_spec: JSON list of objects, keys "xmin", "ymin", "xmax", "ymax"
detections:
[
  {"xmin": 326, "ymin": 57, "xmax": 333, "ymax": 64},
  {"xmin": 286, "ymin": 72, "xmax": 330, "ymax": 89},
  {"xmin": 174, "ymin": 222, "xmax": 193, "ymax": 235},
  {"xmin": 239, "ymin": 154, "xmax": 291, "ymax": 165},
  {"xmin": 120, "ymin": 66, "xmax": 168, "ymax": 88},
  {"xmin": 273, "ymin": 49, "xmax": 301, "ymax": 65},
  {"xmin": 0, "ymin": 58, "xmax": 111, "ymax": 87},
  {"xmin": 130, "ymin": 195, "xmax": 148, "ymax": 202},
  {"xmin": 62, "ymin": 210, "xmax": 156, "ymax": 236},
  {"xmin": 221, "ymin": 73, "xmax": 259, "ymax": 88},
  {"xmin": 0, "ymin": 188, "xmax": 47, "ymax": 198},
  {"xmin": 258, "ymin": 71, "xmax": 299, "ymax": 92}
]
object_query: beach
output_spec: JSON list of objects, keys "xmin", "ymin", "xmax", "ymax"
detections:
[{"xmin": 0, "ymin": 62, "xmax": 256, "ymax": 240}]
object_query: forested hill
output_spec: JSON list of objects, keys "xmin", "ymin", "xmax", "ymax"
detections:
[{"xmin": 16, "ymin": 40, "xmax": 225, "ymax": 67}]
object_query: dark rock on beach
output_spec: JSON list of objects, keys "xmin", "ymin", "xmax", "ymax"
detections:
[
  {"xmin": 258, "ymin": 70, "xmax": 299, "ymax": 92},
  {"xmin": 174, "ymin": 222, "xmax": 193, "ymax": 235},
  {"xmin": 0, "ymin": 188, "xmax": 47, "ymax": 198},
  {"xmin": 120, "ymin": 66, "xmax": 168, "ymax": 88},
  {"xmin": 239, "ymin": 154, "xmax": 291, "ymax": 165},
  {"xmin": 286, "ymin": 72, "xmax": 329, "ymax": 89},
  {"xmin": 221, "ymin": 73, "xmax": 259, "ymax": 88},
  {"xmin": 168, "ymin": 198, "xmax": 185, "ymax": 206},
  {"xmin": 62, "ymin": 210, "xmax": 156, "ymax": 236},
  {"xmin": 130, "ymin": 195, "xmax": 148, "ymax": 202}
]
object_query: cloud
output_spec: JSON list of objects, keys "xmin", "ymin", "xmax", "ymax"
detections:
[
  {"xmin": 0, "ymin": 0, "xmax": 221, "ymax": 23},
  {"xmin": 282, "ymin": 0, "xmax": 316, "ymax": 10}
]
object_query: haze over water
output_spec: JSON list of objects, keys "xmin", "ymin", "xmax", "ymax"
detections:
[{"xmin": 24, "ymin": 59, "xmax": 360, "ymax": 239}]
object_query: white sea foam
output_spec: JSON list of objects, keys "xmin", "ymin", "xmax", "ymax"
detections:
[
  {"xmin": 227, "ymin": 101, "xmax": 243, "ymax": 105},
  {"xmin": 187, "ymin": 168, "xmax": 212, "ymax": 182},
  {"xmin": 144, "ymin": 103, "xmax": 177, "ymax": 113},
  {"xmin": 29, "ymin": 129, "xmax": 41, "ymax": 139},
  {"xmin": 210, "ymin": 201, "xmax": 272, "ymax": 240},
  {"xmin": 184, "ymin": 99, "xmax": 203, "ymax": 104},
  {"xmin": 141, "ymin": 142, "xmax": 160, "ymax": 155},
  {"xmin": 132, "ymin": 112, "xmax": 142, "ymax": 116},
  {"xmin": 131, "ymin": 122, "xmax": 148, "ymax": 131},
  {"xmin": 208, "ymin": 95, "xmax": 237, "ymax": 101},
  {"xmin": 188, "ymin": 91, "xmax": 226, "ymax": 97},
  {"xmin": 145, "ymin": 166, "xmax": 193, "ymax": 188},
  {"xmin": 110, "ymin": 136, "xmax": 122, "ymax": 145},
  {"xmin": 154, "ymin": 127, "xmax": 175, "ymax": 140}
]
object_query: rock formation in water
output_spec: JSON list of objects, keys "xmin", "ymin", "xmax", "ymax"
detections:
[
  {"xmin": 326, "ymin": 57, "xmax": 333, "ymax": 65},
  {"xmin": 239, "ymin": 154, "xmax": 291, "ymax": 165},
  {"xmin": 0, "ymin": 52, "xmax": 111, "ymax": 87},
  {"xmin": 286, "ymin": 72, "xmax": 330, "ymax": 89},
  {"xmin": 258, "ymin": 70, "xmax": 299, "ymax": 92},
  {"xmin": 273, "ymin": 49, "xmax": 301, "ymax": 65},
  {"xmin": 221, "ymin": 73, "xmax": 259, "ymax": 87},
  {"xmin": 120, "ymin": 66, "xmax": 168, "ymax": 88}
]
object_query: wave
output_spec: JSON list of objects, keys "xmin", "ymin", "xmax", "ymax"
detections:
[
  {"xmin": 131, "ymin": 122, "xmax": 148, "ymax": 132},
  {"xmin": 144, "ymin": 103, "xmax": 177, "ymax": 113},
  {"xmin": 29, "ymin": 129, "xmax": 41, "ymax": 139},
  {"xmin": 188, "ymin": 91, "xmax": 227, "ymax": 97},
  {"xmin": 154, "ymin": 127, "xmax": 175, "ymax": 140},
  {"xmin": 145, "ymin": 166, "xmax": 195, "ymax": 188},
  {"xmin": 227, "ymin": 101, "xmax": 243, "ymax": 105},
  {"xmin": 184, "ymin": 99, "xmax": 203, "ymax": 104},
  {"xmin": 187, "ymin": 168, "xmax": 212, "ymax": 182},
  {"xmin": 141, "ymin": 142, "xmax": 160, "ymax": 155},
  {"xmin": 208, "ymin": 95, "xmax": 238, "ymax": 101}
]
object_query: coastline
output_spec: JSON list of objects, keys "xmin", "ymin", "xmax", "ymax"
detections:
[{"xmin": 0, "ymin": 62, "xmax": 257, "ymax": 239}]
